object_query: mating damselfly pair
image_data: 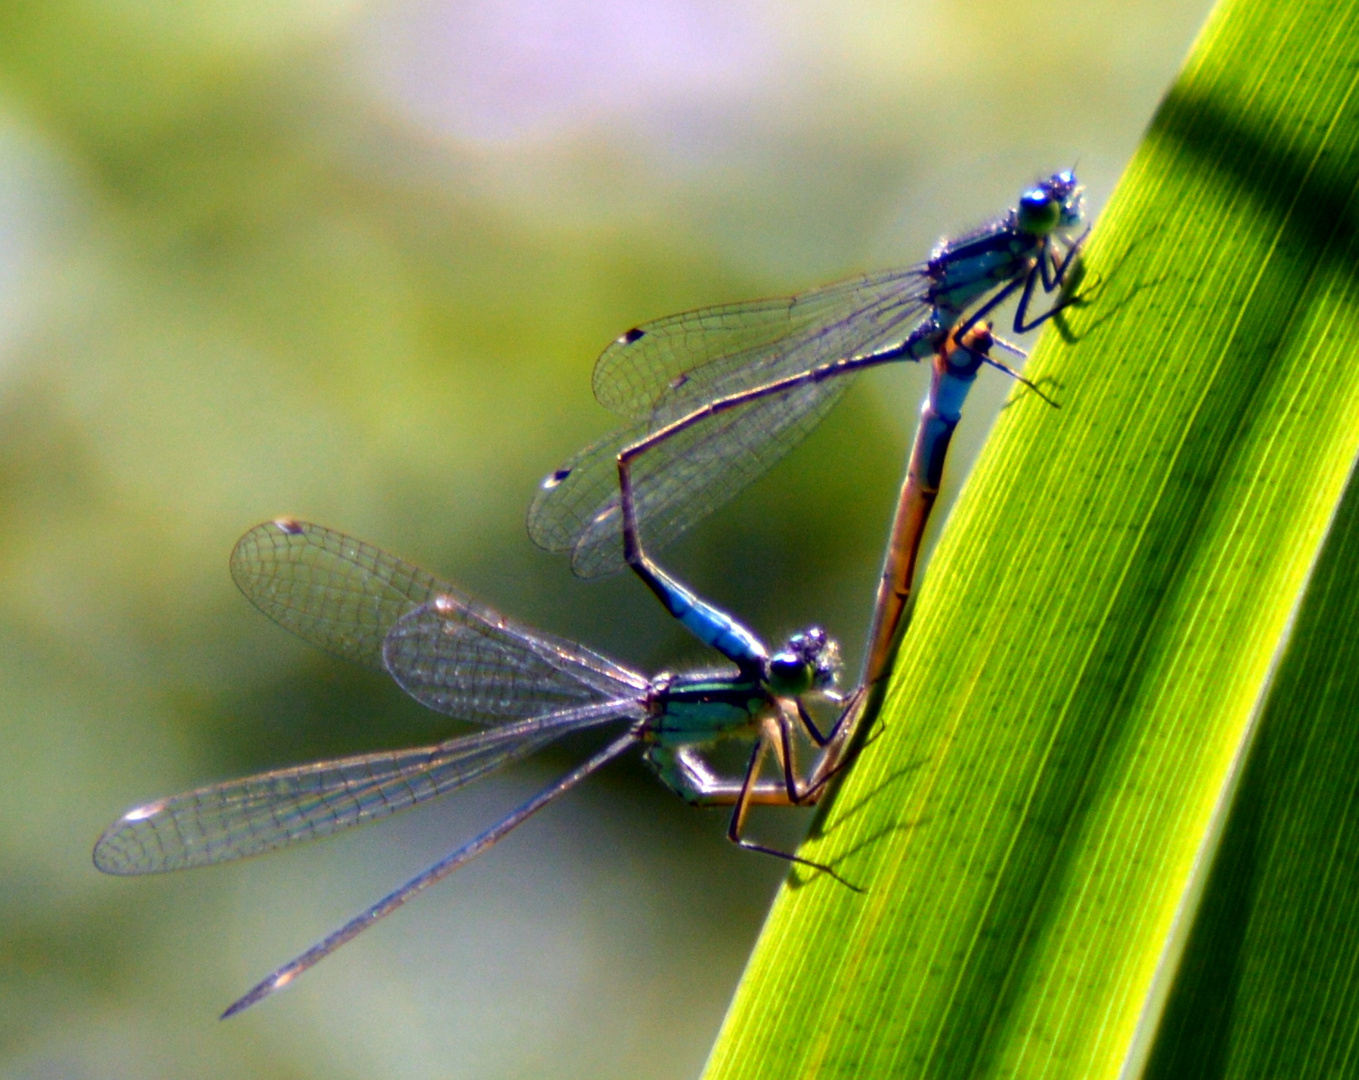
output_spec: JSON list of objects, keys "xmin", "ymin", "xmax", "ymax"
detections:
[{"xmin": 95, "ymin": 170, "xmax": 1086, "ymax": 1016}]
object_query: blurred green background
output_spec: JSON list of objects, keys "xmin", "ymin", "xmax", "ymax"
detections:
[{"xmin": 0, "ymin": 2, "xmax": 1211, "ymax": 1077}]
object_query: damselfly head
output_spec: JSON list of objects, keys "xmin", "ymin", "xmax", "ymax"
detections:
[
  {"xmin": 1053, "ymin": 170, "xmax": 1085, "ymax": 228},
  {"xmin": 1017, "ymin": 170, "xmax": 1084, "ymax": 236},
  {"xmin": 768, "ymin": 627, "xmax": 841, "ymax": 695}
]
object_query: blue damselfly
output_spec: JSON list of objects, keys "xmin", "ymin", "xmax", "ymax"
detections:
[{"xmin": 529, "ymin": 172, "xmax": 1083, "ymax": 579}]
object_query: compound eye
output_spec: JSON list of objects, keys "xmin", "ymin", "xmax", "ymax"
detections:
[
  {"xmin": 1018, "ymin": 189, "xmax": 1060, "ymax": 234},
  {"xmin": 768, "ymin": 653, "xmax": 813, "ymax": 695}
]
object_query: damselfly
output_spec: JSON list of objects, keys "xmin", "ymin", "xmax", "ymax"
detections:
[
  {"xmin": 857, "ymin": 320, "xmax": 1034, "ymax": 690},
  {"xmin": 786, "ymin": 322, "xmax": 1025, "ymax": 789},
  {"xmin": 94, "ymin": 519, "xmax": 846, "ymax": 1017},
  {"xmin": 611, "ymin": 320, "xmax": 1025, "ymax": 790},
  {"xmin": 528, "ymin": 171, "xmax": 1084, "ymax": 579}
]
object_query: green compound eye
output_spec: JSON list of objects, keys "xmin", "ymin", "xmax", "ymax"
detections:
[
  {"xmin": 768, "ymin": 653, "xmax": 814, "ymax": 696},
  {"xmin": 1017, "ymin": 188, "xmax": 1061, "ymax": 234}
]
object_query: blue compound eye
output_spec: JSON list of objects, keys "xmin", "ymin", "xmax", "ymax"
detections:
[
  {"xmin": 1017, "ymin": 188, "xmax": 1061, "ymax": 234},
  {"xmin": 768, "ymin": 653, "xmax": 813, "ymax": 695}
]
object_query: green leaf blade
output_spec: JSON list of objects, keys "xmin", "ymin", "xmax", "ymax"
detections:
[{"xmin": 702, "ymin": 1, "xmax": 1359, "ymax": 1077}]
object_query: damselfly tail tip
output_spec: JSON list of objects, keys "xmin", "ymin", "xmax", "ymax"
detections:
[
  {"xmin": 221, "ymin": 968, "xmax": 296, "ymax": 1020},
  {"xmin": 219, "ymin": 999, "xmax": 248, "ymax": 1021}
]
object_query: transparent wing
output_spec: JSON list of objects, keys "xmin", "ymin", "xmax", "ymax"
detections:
[
  {"xmin": 219, "ymin": 727, "xmax": 641, "ymax": 1018},
  {"xmin": 382, "ymin": 598, "xmax": 649, "ymax": 720},
  {"xmin": 230, "ymin": 522, "xmax": 646, "ymax": 715},
  {"xmin": 529, "ymin": 270, "xmax": 934, "ymax": 576},
  {"xmin": 94, "ymin": 703, "xmax": 642, "ymax": 875},
  {"xmin": 592, "ymin": 267, "xmax": 931, "ymax": 420},
  {"xmin": 230, "ymin": 519, "xmax": 455, "ymax": 671},
  {"xmin": 528, "ymin": 376, "xmax": 855, "ymax": 578}
]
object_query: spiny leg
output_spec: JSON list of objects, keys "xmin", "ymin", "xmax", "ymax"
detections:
[
  {"xmin": 950, "ymin": 274, "xmax": 1025, "ymax": 344},
  {"xmin": 1042, "ymin": 226, "xmax": 1090, "ymax": 291},
  {"xmin": 1013, "ymin": 229, "xmax": 1091, "ymax": 332},
  {"xmin": 725, "ymin": 731, "xmax": 861, "ymax": 890},
  {"xmin": 722, "ymin": 733, "xmax": 858, "ymax": 896},
  {"xmin": 952, "ymin": 227, "xmax": 1090, "ymax": 343}
]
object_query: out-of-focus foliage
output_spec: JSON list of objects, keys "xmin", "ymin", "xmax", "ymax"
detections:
[
  {"xmin": 704, "ymin": 1, "xmax": 1359, "ymax": 1077},
  {"xmin": 0, "ymin": 1, "xmax": 1210, "ymax": 1077}
]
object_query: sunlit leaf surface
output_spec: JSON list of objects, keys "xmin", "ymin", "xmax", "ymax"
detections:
[{"xmin": 703, "ymin": 1, "xmax": 1359, "ymax": 1076}]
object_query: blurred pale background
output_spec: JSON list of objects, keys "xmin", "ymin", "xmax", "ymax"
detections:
[{"xmin": 0, "ymin": 2, "xmax": 1211, "ymax": 1078}]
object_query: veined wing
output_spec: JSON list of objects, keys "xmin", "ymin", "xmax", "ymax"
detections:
[
  {"xmin": 231, "ymin": 520, "xmax": 454, "ymax": 672},
  {"xmin": 528, "ymin": 377, "xmax": 854, "ymax": 578},
  {"xmin": 219, "ymin": 726, "xmax": 641, "ymax": 1018},
  {"xmin": 383, "ymin": 597, "xmax": 649, "ymax": 720},
  {"xmin": 93, "ymin": 703, "xmax": 642, "ymax": 875},
  {"xmin": 233, "ymin": 519, "xmax": 646, "ymax": 721},
  {"xmin": 592, "ymin": 267, "xmax": 930, "ymax": 421}
]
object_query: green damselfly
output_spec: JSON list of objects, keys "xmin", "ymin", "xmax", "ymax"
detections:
[{"xmin": 94, "ymin": 518, "xmax": 848, "ymax": 1016}]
